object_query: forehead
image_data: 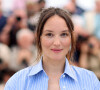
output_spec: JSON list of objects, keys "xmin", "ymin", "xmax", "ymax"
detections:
[{"xmin": 43, "ymin": 15, "xmax": 69, "ymax": 31}]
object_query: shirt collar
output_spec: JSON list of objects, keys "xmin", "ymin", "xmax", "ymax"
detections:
[
  {"xmin": 28, "ymin": 57, "xmax": 43, "ymax": 76},
  {"xmin": 28, "ymin": 57, "xmax": 77, "ymax": 81},
  {"xmin": 64, "ymin": 58, "xmax": 77, "ymax": 81}
]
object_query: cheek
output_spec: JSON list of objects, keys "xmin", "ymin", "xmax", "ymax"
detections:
[
  {"xmin": 41, "ymin": 37, "xmax": 52, "ymax": 48},
  {"xmin": 62, "ymin": 38, "xmax": 71, "ymax": 47}
]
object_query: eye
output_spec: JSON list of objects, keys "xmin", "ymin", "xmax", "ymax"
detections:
[
  {"xmin": 46, "ymin": 33, "xmax": 53, "ymax": 37},
  {"xmin": 61, "ymin": 33, "xmax": 68, "ymax": 37}
]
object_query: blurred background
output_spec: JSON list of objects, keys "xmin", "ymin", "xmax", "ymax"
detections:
[{"xmin": 0, "ymin": 0, "xmax": 100, "ymax": 89}]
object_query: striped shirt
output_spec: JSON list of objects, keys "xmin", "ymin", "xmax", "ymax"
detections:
[{"xmin": 5, "ymin": 58, "xmax": 100, "ymax": 90}]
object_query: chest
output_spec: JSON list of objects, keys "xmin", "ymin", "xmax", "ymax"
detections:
[
  {"xmin": 19, "ymin": 74, "xmax": 93, "ymax": 90},
  {"xmin": 48, "ymin": 77, "xmax": 60, "ymax": 90},
  {"xmin": 25, "ymin": 75, "xmax": 83, "ymax": 90}
]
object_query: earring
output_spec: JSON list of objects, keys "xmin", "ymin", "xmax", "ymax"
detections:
[{"xmin": 69, "ymin": 44, "xmax": 71, "ymax": 51}]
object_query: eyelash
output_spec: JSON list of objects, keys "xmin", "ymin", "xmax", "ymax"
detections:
[
  {"xmin": 46, "ymin": 33, "xmax": 53, "ymax": 37},
  {"xmin": 45, "ymin": 33, "xmax": 69, "ymax": 37},
  {"xmin": 61, "ymin": 33, "xmax": 68, "ymax": 37}
]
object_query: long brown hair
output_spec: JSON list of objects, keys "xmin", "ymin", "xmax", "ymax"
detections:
[{"xmin": 36, "ymin": 7, "xmax": 75, "ymax": 61}]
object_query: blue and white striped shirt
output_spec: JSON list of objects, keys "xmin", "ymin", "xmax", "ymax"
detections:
[{"xmin": 5, "ymin": 58, "xmax": 100, "ymax": 90}]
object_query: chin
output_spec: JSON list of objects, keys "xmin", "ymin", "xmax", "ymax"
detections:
[{"xmin": 51, "ymin": 55, "xmax": 65, "ymax": 61}]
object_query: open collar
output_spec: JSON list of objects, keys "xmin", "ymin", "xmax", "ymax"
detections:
[
  {"xmin": 28, "ymin": 57, "xmax": 77, "ymax": 81},
  {"xmin": 28, "ymin": 57, "xmax": 43, "ymax": 76},
  {"xmin": 64, "ymin": 58, "xmax": 77, "ymax": 81}
]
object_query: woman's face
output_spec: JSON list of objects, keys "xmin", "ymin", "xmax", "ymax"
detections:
[{"xmin": 41, "ymin": 15, "xmax": 71, "ymax": 61}]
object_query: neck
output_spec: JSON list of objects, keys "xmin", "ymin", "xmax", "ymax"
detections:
[{"xmin": 42, "ymin": 56, "xmax": 66, "ymax": 75}]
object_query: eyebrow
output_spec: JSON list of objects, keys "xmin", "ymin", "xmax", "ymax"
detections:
[
  {"xmin": 44, "ymin": 30, "xmax": 69, "ymax": 32},
  {"xmin": 62, "ymin": 30, "xmax": 69, "ymax": 32},
  {"xmin": 44, "ymin": 30, "xmax": 53, "ymax": 32}
]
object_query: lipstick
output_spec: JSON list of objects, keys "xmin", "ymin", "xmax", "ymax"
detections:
[{"xmin": 51, "ymin": 49, "xmax": 62, "ymax": 53}]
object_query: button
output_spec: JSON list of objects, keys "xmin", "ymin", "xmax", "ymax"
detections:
[
  {"xmin": 63, "ymin": 86, "xmax": 66, "ymax": 89},
  {"xmin": 63, "ymin": 75, "xmax": 65, "ymax": 78}
]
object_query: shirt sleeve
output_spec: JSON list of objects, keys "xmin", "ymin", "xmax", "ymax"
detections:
[
  {"xmin": 4, "ymin": 72, "xmax": 18, "ymax": 90},
  {"xmin": 94, "ymin": 82, "xmax": 100, "ymax": 90},
  {"xmin": 94, "ymin": 80, "xmax": 100, "ymax": 90},
  {"xmin": 91, "ymin": 72, "xmax": 100, "ymax": 90}
]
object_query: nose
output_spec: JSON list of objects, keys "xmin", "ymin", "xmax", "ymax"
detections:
[{"xmin": 53, "ymin": 36, "xmax": 61, "ymax": 46}]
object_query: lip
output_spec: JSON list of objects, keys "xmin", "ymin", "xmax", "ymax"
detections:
[{"xmin": 51, "ymin": 49, "xmax": 63, "ymax": 53}]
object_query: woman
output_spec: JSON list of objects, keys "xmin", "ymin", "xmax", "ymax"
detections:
[{"xmin": 4, "ymin": 7, "xmax": 100, "ymax": 90}]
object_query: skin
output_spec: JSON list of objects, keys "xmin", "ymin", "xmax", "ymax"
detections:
[
  {"xmin": 0, "ymin": 0, "xmax": 1, "ymax": 13},
  {"xmin": 41, "ymin": 15, "xmax": 71, "ymax": 62},
  {"xmin": 40, "ymin": 15, "xmax": 71, "ymax": 90},
  {"xmin": 95, "ymin": 0, "xmax": 100, "ymax": 13}
]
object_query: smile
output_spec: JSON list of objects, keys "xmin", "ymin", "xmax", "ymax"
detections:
[{"xmin": 51, "ymin": 49, "xmax": 63, "ymax": 53}]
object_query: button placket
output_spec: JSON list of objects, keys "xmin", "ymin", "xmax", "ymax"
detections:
[
  {"xmin": 63, "ymin": 86, "xmax": 66, "ymax": 89},
  {"xmin": 59, "ymin": 74, "xmax": 66, "ymax": 90},
  {"xmin": 63, "ymin": 75, "xmax": 65, "ymax": 78}
]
